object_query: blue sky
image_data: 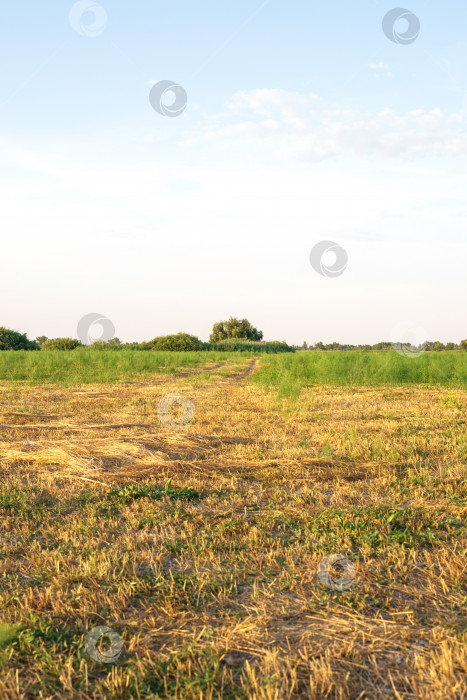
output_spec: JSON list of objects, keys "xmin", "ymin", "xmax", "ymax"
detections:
[{"xmin": 1, "ymin": 1, "xmax": 466, "ymax": 345}]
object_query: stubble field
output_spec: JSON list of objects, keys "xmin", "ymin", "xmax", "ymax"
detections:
[{"xmin": 0, "ymin": 352, "xmax": 466, "ymax": 698}]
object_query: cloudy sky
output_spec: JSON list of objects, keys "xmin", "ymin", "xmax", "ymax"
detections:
[{"xmin": 1, "ymin": 1, "xmax": 466, "ymax": 345}]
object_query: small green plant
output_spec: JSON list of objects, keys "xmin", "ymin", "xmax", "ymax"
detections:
[
  {"xmin": 299, "ymin": 433, "xmax": 313, "ymax": 451},
  {"xmin": 0, "ymin": 623, "xmax": 23, "ymax": 648},
  {"xmin": 108, "ymin": 479, "xmax": 200, "ymax": 502},
  {"xmin": 320, "ymin": 442, "xmax": 333, "ymax": 458},
  {"xmin": 439, "ymin": 394, "xmax": 463, "ymax": 410}
]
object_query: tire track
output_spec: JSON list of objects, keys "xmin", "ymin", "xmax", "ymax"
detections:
[{"xmin": 228, "ymin": 359, "xmax": 258, "ymax": 383}]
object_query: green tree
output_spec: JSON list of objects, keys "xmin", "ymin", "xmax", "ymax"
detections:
[
  {"xmin": 209, "ymin": 321, "xmax": 227, "ymax": 342},
  {"xmin": 41, "ymin": 338, "xmax": 83, "ymax": 350},
  {"xmin": 460, "ymin": 339, "xmax": 467, "ymax": 351},
  {"xmin": 209, "ymin": 317, "xmax": 263, "ymax": 343},
  {"xmin": 35, "ymin": 336, "xmax": 49, "ymax": 347},
  {"xmin": 0, "ymin": 327, "xmax": 39, "ymax": 351}
]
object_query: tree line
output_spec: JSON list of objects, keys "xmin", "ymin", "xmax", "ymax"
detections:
[
  {"xmin": 1, "ymin": 319, "xmax": 466, "ymax": 352},
  {"xmin": 296, "ymin": 341, "xmax": 467, "ymax": 351},
  {"xmin": 0, "ymin": 318, "xmax": 292, "ymax": 353}
]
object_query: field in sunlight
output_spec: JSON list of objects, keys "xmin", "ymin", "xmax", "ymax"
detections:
[{"xmin": 0, "ymin": 355, "xmax": 465, "ymax": 698}]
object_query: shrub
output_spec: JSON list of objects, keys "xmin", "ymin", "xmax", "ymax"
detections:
[
  {"xmin": 140, "ymin": 333, "xmax": 206, "ymax": 351},
  {"xmin": 41, "ymin": 338, "xmax": 83, "ymax": 351},
  {"xmin": 86, "ymin": 338, "xmax": 122, "ymax": 350},
  {"xmin": 0, "ymin": 327, "xmax": 39, "ymax": 351}
]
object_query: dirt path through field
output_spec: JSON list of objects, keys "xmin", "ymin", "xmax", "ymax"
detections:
[
  {"xmin": 0, "ymin": 357, "xmax": 263, "ymax": 483},
  {"xmin": 1, "ymin": 358, "xmax": 465, "ymax": 491},
  {"xmin": 1, "ymin": 362, "xmax": 465, "ymax": 699},
  {"xmin": 227, "ymin": 358, "xmax": 257, "ymax": 382}
]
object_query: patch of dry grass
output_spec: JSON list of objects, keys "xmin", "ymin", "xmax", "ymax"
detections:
[{"xmin": 0, "ymin": 358, "xmax": 465, "ymax": 698}]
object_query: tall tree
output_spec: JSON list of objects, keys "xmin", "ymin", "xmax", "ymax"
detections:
[
  {"xmin": 0, "ymin": 327, "xmax": 39, "ymax": 351},
  {"xmin": 209, "ymin": 317, "xmax": 263, "ymax": 343}
]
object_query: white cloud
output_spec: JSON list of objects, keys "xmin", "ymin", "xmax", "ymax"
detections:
[
  {"xmin": 184, "ymin": 90, "xmax": 467, "ymax": 161},
  {"xmin": 369, "ymin": 62, "xmax": 393, "ymax": 79}
]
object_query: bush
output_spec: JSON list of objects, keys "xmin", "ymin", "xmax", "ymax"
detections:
[
  {"xmin": 41, "ymin": 338, "xmax": 83, "ymax": 351},
  {"xmin": 86, "ymin": 338, "xmax": 122, "ymax": 350},
  {"xmin": 140, "ymin": 333, "xmax": 206, "ymax": 351},
  {"xmin": 0, "ymin": 327, "xmax": 39, "ymax": 351}
]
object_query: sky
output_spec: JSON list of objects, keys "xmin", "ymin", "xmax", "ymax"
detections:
[{"xmin": 1, "ymin": 0, "xmax": 466, "ymax": 346}]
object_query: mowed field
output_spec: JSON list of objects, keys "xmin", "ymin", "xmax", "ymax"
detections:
[{"xmin": 0, "ymin": 351, "xmax": 466, "ymax": 699}]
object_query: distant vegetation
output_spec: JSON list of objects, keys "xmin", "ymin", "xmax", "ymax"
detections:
[
  {"xmin": 1, "ymin": 322, "xmax": 466, "ymax": 355},
  {"xmin": 253, "ymin": 351, "xmax": 467, "ymax": 396},
  {"xmin": 207, "ymin": 339, "xmax": 294, "ymax": 353},
  {"xmin": 0, "ymin": 350, "xmax": 240, "ymax": 386},
  {"xmin": 0, "ymin": 327, "xmax": 39, "ymax": 351},
  {"xmin": 1, "ymin": 348, "xmax": 465, "ymax": 388},
  {"xmin": 0, "ymin": 319, "xmax": 295, "ymax": 354},
  {"xmin": 41, "ymin": 338, "xmax": 83, "ymax": 351},
  {"xmin": 209, "ymin": 317, "xmax": 263, "ymax": 342},
  {"xmin": 298, "ymin": 340, "xmax": 467, "ymax": 352},
  {"xmin": 140, "ymin": 333, "xmax": 206, "ymax": 352}
]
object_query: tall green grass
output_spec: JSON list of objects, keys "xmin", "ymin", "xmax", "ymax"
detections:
[
  {"xmin": 0, "ymin": 350, "xmax": 241, "ymax": 386},
  {"xmin": 251, "ymin": 351, "xmax": 467, "ymax": 397},
  {"xmin": 207, "ymin": 340, "xmax": 294, "ymax": 353}
]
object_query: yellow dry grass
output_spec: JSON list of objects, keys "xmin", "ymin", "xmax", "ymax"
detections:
[{"xmin": 0, "ymin": 358, "xmax": 465, "ymax": 698}]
